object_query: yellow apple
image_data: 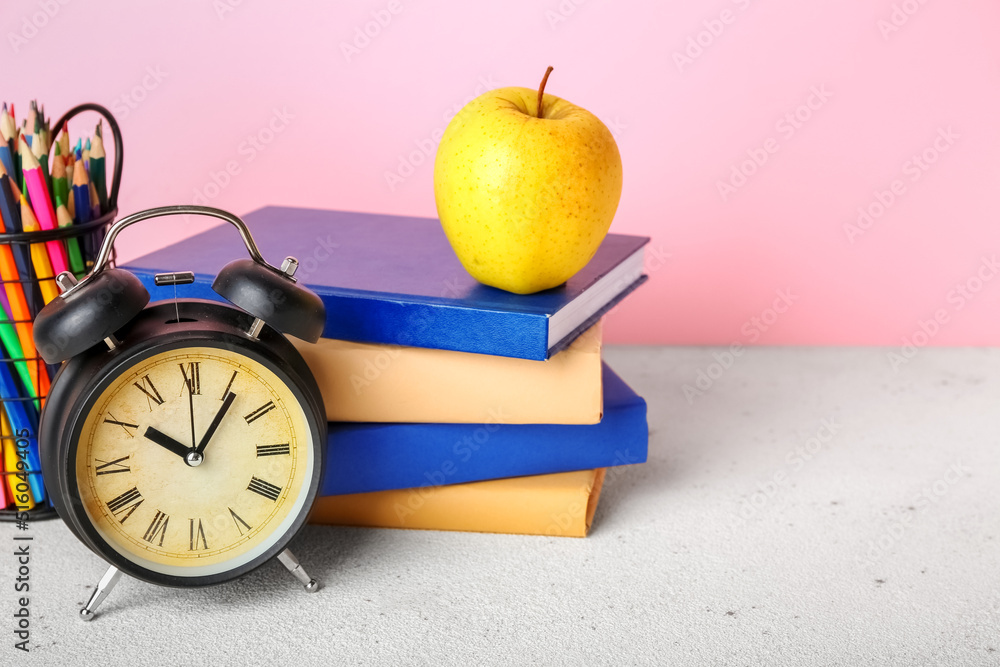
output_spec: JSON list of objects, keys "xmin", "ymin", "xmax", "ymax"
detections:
[{"xmin": 433, "ymin": 67, "xmax": 623, "ymax": 294}]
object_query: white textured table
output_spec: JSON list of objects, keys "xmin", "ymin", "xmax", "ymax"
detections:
[{"xmin": 4, "ymin": 347, "xmax": 999, "ymax": 666}]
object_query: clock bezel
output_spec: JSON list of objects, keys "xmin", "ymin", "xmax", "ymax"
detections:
[{"xmin": 41, "ymin": 300, "xmax": 326, "ymax": 588}]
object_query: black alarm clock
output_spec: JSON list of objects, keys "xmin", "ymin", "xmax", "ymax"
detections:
[{"xmin": 33, "ymin": 205, "xmax": 328, "ymax": 619}]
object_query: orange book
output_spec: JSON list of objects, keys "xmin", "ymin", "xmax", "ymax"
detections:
[
  {"xmin": 310, "ymin": 469, "xmax": 606, "ymax": 538},
  {"xmin": 291, "ymin": 322, "xmax": 603, "ymax": 424}
]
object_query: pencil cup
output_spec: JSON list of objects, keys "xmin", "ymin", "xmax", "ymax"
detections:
[{"xmin": 0, "ymin": 103, "xmax": 123, "ymax": 521}]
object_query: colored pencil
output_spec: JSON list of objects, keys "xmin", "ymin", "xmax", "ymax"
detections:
[
  {"xmin": 0, "ymin": 417, "xmax": 11, "ymax": 509},
  {"xmin": 0, "ymin": 276, "xmax": 9, "ymax": 315},
  {"xmin": 0, "ymin": 173, "xmax": 44, "ymax": 316},
  {"xmin": 0, "ymin": 201, "xmax": 52, "ymax": 412},
  {"xmin": 88, "ymin": 181, "xmax": 100, "ymax": 219},
  {"xmin": 0, "ymin": 302, "xmax": 39, "ymax": 412},
  {"xmin": 72, "ymin": 158, "xmax": 91, "ymax": 225},
  {"xmin": 1, "ymin": 411, "xmax": 32, "ymax": 510},
  {"xmin": 18, "ymin": 137, "xmax": 69, "ymax": 276},
  {"xmin": 0, "ymin": 145, "xmax": 12, "ymax": 188},
  {"xmin": 31, "ymin": 123, "xmax": 49, "ymax": 195},
  {"xmin": 15, "ymin": 188, "xmax": 59, "ymax": 304},
  {"xmin": 0, "ymin": 175, "xmax": 45, "ymax": 339},
  {"xmin": 24, "ymin": 103, "xmax": 37, "ymax": 142},
  {"xmin": 57, "ymin": 124, "xmax": 69, "ymax": 166},
  {"xmin": 50, "ymin": 143, "xmax": 70, "ymax": 210},
  {"xmin": 55, "ymin": 195, "xmax": 84, "ymax": 276},
  {"xmin": 0, "ymin": 347, "xmax": 44, "ymax": 502},
  {"xmin": 0, "ymin": 105, "xmax": 13, "ymax": 179},
  {"xmin": 65, "ymin": 159, "xmax": 76, "ymax": 220},
  {"xmin": 0, "ymin": 104, "xmax": 14, "ymax": 142},
  {"xmin": 90, "ymin": 122, "xmax": 108, "ymax": 214}
]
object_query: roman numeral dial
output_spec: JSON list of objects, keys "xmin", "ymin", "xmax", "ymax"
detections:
[{"xmin": 76, "ymin": 346, "xmax": 315, "ymax": 576}]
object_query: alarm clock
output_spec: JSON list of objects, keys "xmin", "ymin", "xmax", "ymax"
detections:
[{"xmin": 33, "ymin": 205, "xmax": 328, "ymax": 619}]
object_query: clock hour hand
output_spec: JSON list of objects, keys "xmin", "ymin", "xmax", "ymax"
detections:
[
  {"xmin": 144, "ymin": 426, "xmax": 191, "ymax": 460},
  {"xmin": 195, "ymin": 391, "xmax": 237, "ymax": 456}
]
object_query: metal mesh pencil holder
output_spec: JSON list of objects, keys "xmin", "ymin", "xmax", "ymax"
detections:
[{"xmin": 0, "ymin": 103, "xmax": 123, "ymax": 521}]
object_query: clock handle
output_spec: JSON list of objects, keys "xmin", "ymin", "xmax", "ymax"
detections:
[
  {"xmin": 36, "ymin": 205, "xmax": 326, "ymax": 362},
  {"xmin": 88, "ymin": 205, "xmax": 275, "ymax": 277}
]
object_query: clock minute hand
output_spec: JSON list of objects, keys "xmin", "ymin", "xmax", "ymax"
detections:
[
  {"xmin": 186, "ymin": 373, "xmax": 197, "ymax": 449},
  {"xmin": 144, "ymin": 426, "xmax": 191, "ymax": 460},
  {"xmin": 195, "ymin": 391, "xmax": 237, "ymax": 456}
]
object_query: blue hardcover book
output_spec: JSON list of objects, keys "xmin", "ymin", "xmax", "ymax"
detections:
[
  {"xmin": 124, "ymin": 206, "xmax": 649, "ymax": 360},
  {"xmin": 320, "ymin": 363, "xmax": 647, "ymax": 496}
]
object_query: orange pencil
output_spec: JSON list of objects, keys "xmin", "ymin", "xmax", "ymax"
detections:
[
  {"xmin": 1, "ymin": 199, "xmax": 53, "ymax": 404},
  {"xmin": 15, "ymin": 188, "xmax": 59, "ymax": 304},
  {"xmin": 58, "ymin": 122, "xmax": 70, "ymax": 158},
  {"xmin": 0, "ymin": 185, "xmax": 49, "ymax": 402}
]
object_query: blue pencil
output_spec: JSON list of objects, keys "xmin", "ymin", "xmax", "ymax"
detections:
[
  {"xmin": 72, "ymin": 160, "xmax": 91, "ymax": 225},
  {"xmin": 0, "ymin": 142, "xmax": 13, "ymax": 180},
  {"xmin": 0, "ymin": 345, "xmax": 44, "ymax": 503}
]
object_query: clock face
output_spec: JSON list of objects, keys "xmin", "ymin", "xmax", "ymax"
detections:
[{"xmin": 73, "ymin": 345, "xmax": 315, "ymax": 578}]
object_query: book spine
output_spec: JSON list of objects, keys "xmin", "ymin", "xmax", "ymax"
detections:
[
  {"xmin": 320, "ymin": 293, "xmax": 550, "ymax": 359},
  {"xmin": 288, "ymin": 323, "xmax": 603, "ymax": 424},
  {"xmin": 319, "ymin": 396, "xmax": 646, "ymax": 496},
  {"xmin": 135, "ymin": 273, "xmax": 552, "ymax": 360},
  {"xmin": 309, "ymin": 469, "xmax": 606, "ymax": 537}
]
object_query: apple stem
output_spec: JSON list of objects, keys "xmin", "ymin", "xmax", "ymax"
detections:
[{"xmin": 537, "ymin": 66, "xmax": 554, "ymax": 119}]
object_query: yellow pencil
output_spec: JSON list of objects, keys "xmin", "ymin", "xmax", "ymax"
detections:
[
  {"xmin": 1, "ymin": 410, "xmax": 34, "ymax": 510},
  {"xmin": 15, "ymin": 189, "xmax": 59, "ymax": 303}
]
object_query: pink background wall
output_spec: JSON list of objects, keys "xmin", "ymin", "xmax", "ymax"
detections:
[{"xmin": 6, "ymin": 0, "xmax": 999, "ymax": 346}]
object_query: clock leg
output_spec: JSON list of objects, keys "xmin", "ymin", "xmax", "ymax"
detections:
[
  {"xmin": 80, "ymin": 566, "xmax": 123, "ymax": 620},
  {"xmin": 277, "ymin": 549, "xmax": 321, "ymax": 593}
]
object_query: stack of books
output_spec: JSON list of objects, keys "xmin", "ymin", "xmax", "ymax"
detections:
[{"xmin": 125, "ymin": 207, "xmax": 649, "ymax": 537}]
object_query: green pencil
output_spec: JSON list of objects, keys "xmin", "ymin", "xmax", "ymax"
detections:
[
  {"xmin": 0, "ymin": 305, "xmax": 40, "ymax": 413},
  {"xmin": 55, "ymin": 194, "xmax": 84, "ymax": 276},
  {"xmin": 51, "ymin": 142, "xmax": 69, "ymax": 207},
  {"xmin": 90, "ymin": 122, "xmax": 107, "ymax": 214}
]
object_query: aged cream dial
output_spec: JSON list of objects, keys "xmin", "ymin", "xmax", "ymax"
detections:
[{"xmin": 75, "ymin": 346, "xmax": 314, "ymax": 577}]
